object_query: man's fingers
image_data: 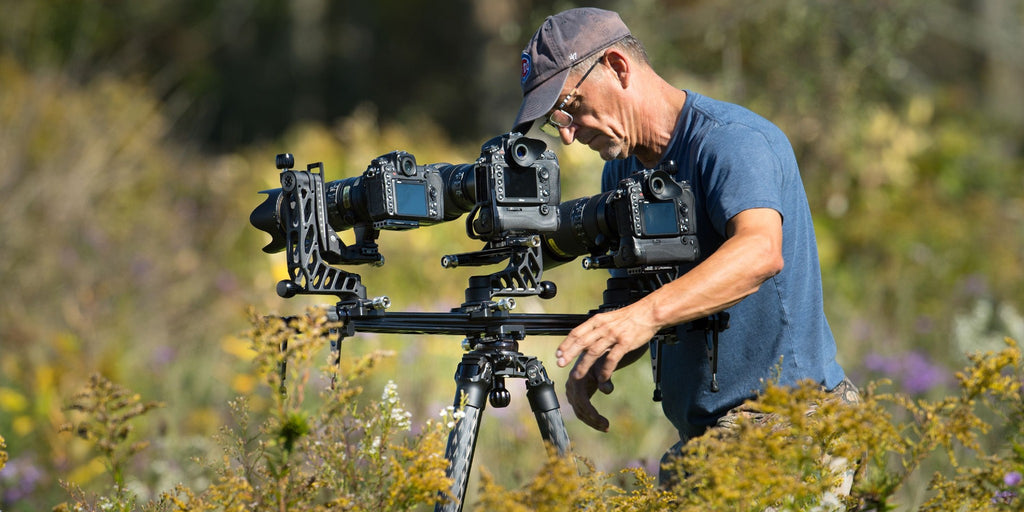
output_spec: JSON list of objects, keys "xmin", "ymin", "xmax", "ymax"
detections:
[
  {"xmin": 566, "ymin": 387, "xmax": 610, "ymax": 432},
  {"xmin": 570, "ymin": 348, "xmax": 600, "ymax": 380},
  {"xmin": 573, "ymin": 338, "xmax": 625, "ymax": 380},
  {"xmin": 556, "ymin": 324, "xmax": 592, "ymax": 367},
  {"xmin": 557, "ymin": 313, "xmax": 614, "ymax": 367},
  {"xmin": 596, "ymin": 350, "xmax": 621, "ymax": 382}
]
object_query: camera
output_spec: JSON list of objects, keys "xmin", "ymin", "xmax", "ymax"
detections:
[
  {"xmin": 251, "ymin": 151, "xmax": 446, "ymax": 257},
  {"xmin": 435, "ymin": 132, "xmax": 559, "ymax": 241},
  {"xmin": 542, "ymin": 162, "xmax": 699, "ymax": 269},
  {"xmin": 323, "ymin": 151, "xmax": 445, "ymax": 231}
]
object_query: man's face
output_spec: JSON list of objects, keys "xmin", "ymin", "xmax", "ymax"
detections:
[{"xmin": 548, "ymin": 63, "xmax": 630, "ymax": 161}]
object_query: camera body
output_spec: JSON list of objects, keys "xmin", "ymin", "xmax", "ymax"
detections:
[
  {"xmin": 545, "ymin": 162, "xmax": 699, "ymax": 269},
  {"xmin": 467, "ymin": 133, "xmax": 560, "ymax": 240},
  {"xmin": 608, "ymin": 166, "xmax": 698, "ymax": 267},
  {"xmin": 325, "ymin": 151, "xmax": 445, "ymax": 231}
]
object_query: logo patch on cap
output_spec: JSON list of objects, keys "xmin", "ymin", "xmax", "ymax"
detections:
[{"xmin": 521, "ymin": 52, "xmax": 532, "ymax": 85}]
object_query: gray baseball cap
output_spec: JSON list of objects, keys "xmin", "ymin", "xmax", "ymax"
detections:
[{"xmin": 513, "ymin": 8, "xmax": 631, "ymax": 133}]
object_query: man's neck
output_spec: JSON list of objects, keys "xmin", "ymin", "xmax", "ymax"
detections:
[{"xmin": 634, "ymin": 84, "xmax": 687, "ymax": 168}]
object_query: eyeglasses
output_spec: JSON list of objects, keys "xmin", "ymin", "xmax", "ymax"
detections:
[{"xmin": 540, "ymin": 56, "xmax": 603, "ymax": 137}]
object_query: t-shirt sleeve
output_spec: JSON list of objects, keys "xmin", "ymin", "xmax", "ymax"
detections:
[{"xmin": 697, "ymin": 123, "xmax": 786, "ymax": 235}]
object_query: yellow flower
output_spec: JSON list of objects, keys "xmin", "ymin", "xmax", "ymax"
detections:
[{"xmin": 0, "ymin": 387, "xmax": 28, "ymax": 413}]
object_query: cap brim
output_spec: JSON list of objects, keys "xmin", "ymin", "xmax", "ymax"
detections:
[
  {"xmin": 513, "ymin": 120, "xmax": 534, "ymax": 135},
  {"xmin": 512, "ymin": 67, "xmax": 571, "ymax": 132}
]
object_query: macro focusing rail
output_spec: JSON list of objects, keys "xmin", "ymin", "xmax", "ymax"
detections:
[{"xmin": 329, "ymin": 306, "xmax": 589, "ymax": 339}]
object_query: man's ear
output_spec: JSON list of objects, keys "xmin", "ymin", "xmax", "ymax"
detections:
[{"xmin": 603, "ymin": 48, "xmax": 631, "ymax": 89}]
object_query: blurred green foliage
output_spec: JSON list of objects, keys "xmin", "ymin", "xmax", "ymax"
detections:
[{"xmin": 1, "ymin": 0, "xmax": 1022, "ymax": 509}]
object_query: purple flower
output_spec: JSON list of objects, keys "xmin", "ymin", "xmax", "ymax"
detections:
[
  {"xmin": 863, "ymin": 351, "xmax": 950, "ymax": 395},
  {"xmin": 0, "ymin": 456, "xmax": 44, "ymax": 503},
  {"xmin": 1005, "ymin": 471, "xmax": 1023, "ymax": 487},
  {"xmin": 900, "ymin": 351, "xmax": 949, "ymax": 394},
  {"xmin": 864, "ymin": 353, "xmax": 900, "ymax": 375},
  {"xmin": 992, "ymin": 490, "xmax": 1017, "ymax": 504}
]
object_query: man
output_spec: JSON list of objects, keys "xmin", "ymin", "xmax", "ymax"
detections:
[{"xmin": 512, "ymin": 7, "xmax": 858, "ymax": 488}]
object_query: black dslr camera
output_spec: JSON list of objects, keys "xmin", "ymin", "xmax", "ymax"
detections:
[
  {"xmin": 436, "ymin": 132, "xmax": 559, "ymax": 241},
  {"xmin": 250, "ymin": 133, "xmax": 559, "ymax": 260},
  {"xmin": 543, "ymin": 162, "xmax": 699, "ymax": 269},
  {"xmin": 249, "ymin": 152, "xmax": 447, "ymax": 268},
  {"xmin": 325, "ymin": 151, "xmax": 445, "ymax": 232}
]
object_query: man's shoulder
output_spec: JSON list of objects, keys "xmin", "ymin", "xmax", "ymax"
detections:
[
  {"xmin": 686, "ymin": 92, "xmax": 782, "ymax": 138},
  {"xmin": 686, "ymin": 91, "xmax": 759, "ymax": 122},
  {"xmin": 684, "ymin": 92, "xmax": 791, "ymax": 160}
]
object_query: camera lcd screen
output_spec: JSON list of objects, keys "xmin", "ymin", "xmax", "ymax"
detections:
[
  {"xmin": 641, "ymin": 201, "xmax": 679, "ymax": 236},
  {"xmin": 503, "ymin": 168, "xmax": 539, "ymax": 201},
  {"xmin": 394, "ymin": 181, "xmax": 429, "ymax": 217}
]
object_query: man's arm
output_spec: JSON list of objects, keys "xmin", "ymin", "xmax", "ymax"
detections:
[{"xmin": 557, "ymin": 207, "xmax": 784, "ymax": 429}]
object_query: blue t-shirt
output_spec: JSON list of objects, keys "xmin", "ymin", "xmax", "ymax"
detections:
[{"xmin": 602, "ymin": 91, "xmax": 846, "ymax": 439}]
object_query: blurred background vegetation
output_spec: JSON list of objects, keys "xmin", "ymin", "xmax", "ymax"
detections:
[{"xmin": 0, "ymin": 0, "xmax": 1021, "ymax": 509}]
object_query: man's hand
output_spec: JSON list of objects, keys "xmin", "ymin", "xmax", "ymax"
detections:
[
  {"xmin": 556, "ymin": 306, "xmax": 658, "ymax": 432},
  {"xmin": 556, "ymin": 306, "xmax": 658, "ymax": 382},
  {"xmin": 564, "ymin": 359, "xmax": 616, "ymax": 432}
]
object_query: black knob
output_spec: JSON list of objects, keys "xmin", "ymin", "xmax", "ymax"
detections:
[
  {"xmin": 276, "ymin": 153, "xmax": 295, "ymax": 170},
  {"xmin": 538, "ymin": 281, "xmax": 557, "ymax": 300},
  {"xmin": 489, "ymin": 388, "xmax": 511, "ymax": 408},
  {"xmin": 276, "ymin": 280, "xmax": 300, "ymax": 298}
]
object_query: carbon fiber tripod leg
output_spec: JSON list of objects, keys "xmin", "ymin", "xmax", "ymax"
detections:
[
  {"xmin": 437, "ymin": 353, "xmax": 491, "ymax": 512},
  {"xmin": 524, "ymin": 358, "xmax": 571, "ymax": 455}
]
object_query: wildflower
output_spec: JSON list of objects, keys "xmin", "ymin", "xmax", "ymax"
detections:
[
  {"xmin": 1006, "ymin": 471, "xmax": 1023, "ymax": 487},
  {"xmin": 382, "ymin": 380, "xmax": 400, "ymax": 404},
  {"xmin": 864, "ymin": 350, "xmax": 950, "ymax": 394},
  {"xmin": 391, "ymin": 407, "xmax": 413, "ymax": 431},
  {"xmin": 901, "ymin": 351, "xmax": 949, "ymax": 394},
  {"xmin": 439, "ymin": 405, "xmax": 466, "ymax": 429},
  {"xmin": 992, "ymin": 490, "xmax": 1017, "ymax": 504},
  {"xmin": 0, "ymin": 456, "xmax": 44, "ymax": 503}
]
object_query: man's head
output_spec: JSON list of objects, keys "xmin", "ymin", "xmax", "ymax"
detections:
[{"xmin": 513, "ymin": 8, "xmax": 631, "ymax": 134}]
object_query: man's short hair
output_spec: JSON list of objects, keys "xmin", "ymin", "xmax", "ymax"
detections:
[{"xmin": 569, "ymin": 35, "xmax": 650, "ymax": 80}]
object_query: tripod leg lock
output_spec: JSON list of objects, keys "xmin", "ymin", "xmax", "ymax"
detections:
[
  {"xmin": 453, "ymin": 354, "xmax": 493, "ymax": 409},
  {"xmin": 524, "ymin": 359, "xmax": 560, "ymax": 413}
]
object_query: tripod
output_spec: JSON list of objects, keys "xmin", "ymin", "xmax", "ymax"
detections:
[
  {"xmin": 263, "ymin": 159, "xmax": 586, "ymax": 510},
  {"xmin": 442, "ymin": 338, "xmax": 567, "ymax": 511},
  {"xmin": 258, "ymin": 153, "xmax": 716, "ymax": 510},
  {"xmin": 319, "ymin": 246, "xmax": 586, "ymax": 512},
  {"xmin": 345, "ymin": 309, "xmax": 576, "ymax": 511}
]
